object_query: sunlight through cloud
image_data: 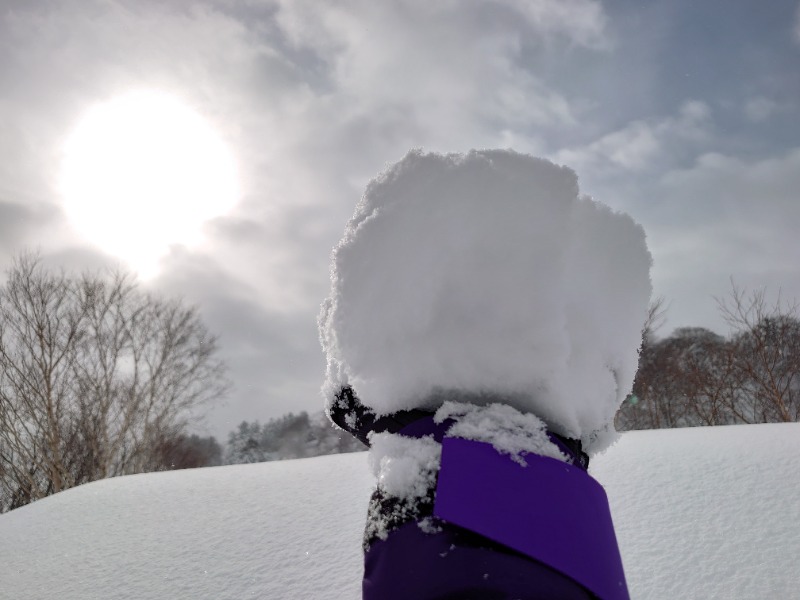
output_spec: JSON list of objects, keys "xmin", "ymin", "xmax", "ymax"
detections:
[{"xmin": 60, "ymin": 90, "xmax": 239, "ymax": 277}]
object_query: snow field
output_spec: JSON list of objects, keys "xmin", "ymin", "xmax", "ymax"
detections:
[
  {"xmin": 1, "ymin": 423, "xmax": 798, "ymax": 599},
  {"xmin": 591, "ymin": 423, "xmax": 800, "ymax": 599},
  {"xmin": 0, "ymin": 454, "xmax": 372, "ymax": 599}
]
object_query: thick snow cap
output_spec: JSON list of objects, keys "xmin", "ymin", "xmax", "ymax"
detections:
[{"xmin": 319, "ymin": 149, "xmax": 652, "ymax": 452}]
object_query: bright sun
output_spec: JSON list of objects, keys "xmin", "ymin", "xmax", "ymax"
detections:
[{"xmin": 60, "ymin": 90, "xmax": 239, "ymax": 277}]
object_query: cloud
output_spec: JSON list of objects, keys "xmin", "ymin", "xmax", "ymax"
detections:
[
  {"xmin": 549, "ymin": 93, "xmax": 800, "ymax": 334},
  {"xmin": 744, "ymin": 96, "xmax": 779, "ymax": 122},
  {"xmin": 641, "ymin": 147, "xmax": 800, "ymax": 332},
  {"xmin": 507, "ymin": 0, "xmax": 611, "ymax": 49},
  {"xmin": 0, "ymin": 3, "xmax": 279, "ymax": 254},
  {"xmin": 151, "ymin": 250, "xmax": 328, "ymax": 438},
  {"xmin": 658, "ymin": 148, "xmax": 800, "ymax": 236},
  {"xmin": 274, "ymin": 0, "xmax": 610, "ymax": 56},
  {"xmin": 2, "ymin": 0, "xmax": 613, "ymax": 284},
  {"xmin": 0, "ymin": 0, "xmax": 614, "ymax": 254},
  {"xmin": 270, "ymin": 0, "xmax": 610, "ymax": 142},
  {"xmin": 0, "ymin": 202, "xmax": 57, "ymax": 253},
  {"xmin": 553, "ymin": 100, "xmax": 712, "ymax": 173}
]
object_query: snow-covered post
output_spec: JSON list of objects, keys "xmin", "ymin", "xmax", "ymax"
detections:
[{"xmin": 319, "ymin": 150, "xmax": 651, "ymax": 599}]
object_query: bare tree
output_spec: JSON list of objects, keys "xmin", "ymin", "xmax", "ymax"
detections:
[
  {"xmin": 617, "ymin": 327, "xmax": 730, "ymax": 430},
  {"xmin": 0, "ymin": 254, "xmax": 228, "ymax": 511},
  {"xmin": 617, "ymin": 283, "xmax": 800, "ymax": 431},
  {"xmin": 154, "ymin": 434, "xmax": 223, "ymax": 470},
  {"xmin": 717, "ymin": 283, "xmax": 800, "ymax": 423},
  {"xmin": 642, "ymin": 296, "xmax": 668, "ymax": 346},
  {"xmin": 616, "ymin": 297, "xmax": 677, "ymax": 430}
]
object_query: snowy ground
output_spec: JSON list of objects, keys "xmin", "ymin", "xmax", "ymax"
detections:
[{"xmin": 1, "ymin": 423, "xmax": 798, "ymax": 599}]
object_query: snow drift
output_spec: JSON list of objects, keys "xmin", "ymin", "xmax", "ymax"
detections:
[
  {"xmin": 1, "ymin": 423, "xmax": 798, "ymax": 599},
  {"xmin": 319, "ymin": 149, "xmax": 652, "ymax": 451}
]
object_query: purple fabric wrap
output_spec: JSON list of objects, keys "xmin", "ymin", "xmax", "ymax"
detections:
[
  {"xmin": 363, "ymin": 520, "xmax": 594, "ymax": 600},
  {"xmin": 434, "ymin": 437, "xmax": 630, "ymax": 600},
  {"xmin": 396, "ymin": 416, "xmax": 454, "ymax": 442}
]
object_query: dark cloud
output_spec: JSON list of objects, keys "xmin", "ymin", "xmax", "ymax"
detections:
[
  {"xmin": 151, "ymin": 250, "xmax": 327, "ymax": 439},
  {"xmin": 0, "ymin": 202, "xmax": 55, "ymax": 253}
]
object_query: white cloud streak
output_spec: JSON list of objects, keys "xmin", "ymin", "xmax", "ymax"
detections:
[{"xmin": 553, "ymin": 101, "xmax": 712, "ymax": 173}]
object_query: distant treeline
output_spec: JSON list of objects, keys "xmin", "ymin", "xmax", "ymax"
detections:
[
  {"xmin": 76, "ymin": 410, "xmax": 365, "ymax": 474},
  {"xmin": 224, "ymin": 411, "xmax": 364, "ymax": 464},
  {"xmin": 1, "ymin": 412, "xmax": 361, "ymax": 513}
]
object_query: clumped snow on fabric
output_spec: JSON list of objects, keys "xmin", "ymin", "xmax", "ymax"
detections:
[
  {"xmin": 368, "ymin": 433, "xmax": 441, "ymax": 501},
  {"xmin": 319, "ymin": 149, "xmax": 651, "ymax": 453},
  {"xmin": 434, "ymin": 401, "xmax": 566, "ymax": 466}
]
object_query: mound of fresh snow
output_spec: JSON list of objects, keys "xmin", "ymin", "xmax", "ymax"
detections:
[
  {"xmin": 1, "ymin": 423, "xmax": 798, "ymax": 599},
  {"xmin": 319, "ymin": 149, "xmax": 652, "ymax": 452},
  {"xmin": 0, "ymin": 454, "xmax": 374, "ymax": 599}
]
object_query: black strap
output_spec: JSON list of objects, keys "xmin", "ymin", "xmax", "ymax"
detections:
[
  {"xmin": 330, "ymin": 386, "xmax": 433, "ymax": 446},
  {"xmin": 329, "ymin": 386, "xmax": 589, "ymax": 469}
]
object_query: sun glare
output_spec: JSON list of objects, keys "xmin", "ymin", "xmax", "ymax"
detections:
[{"xmin": 60, "ymin": 90, "xmax": 239, "ymax": 277}]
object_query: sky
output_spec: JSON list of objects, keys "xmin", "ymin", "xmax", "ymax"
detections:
[{"xmin": 1, "ymin": 0, "xmax": 799, "ymax": 439}]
